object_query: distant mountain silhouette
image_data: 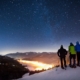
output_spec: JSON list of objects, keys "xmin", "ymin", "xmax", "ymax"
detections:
[
  {"xmin": 6, "ymin": 52, "xmax": 59, "ymax": 65},
  {"xmin": 6, "ymin": 52, "xmax": 70, "ymax": 66}
]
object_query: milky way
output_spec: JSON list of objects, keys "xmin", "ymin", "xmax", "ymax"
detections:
[{"xmin": 0, "ymin": 0, "xmax": 80, "ymax": 54}]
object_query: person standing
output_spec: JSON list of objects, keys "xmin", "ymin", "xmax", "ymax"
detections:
[
  {"xmin": 69, "ymin": 43, "xmax": 76, "ymax": 68},
  {"xmin": 57, "ymin": 45, "xmax": 67, "ymax": 69},
  {"xmin": 75, "ymin": 41, "xmax": 80, "ymax": 66}
]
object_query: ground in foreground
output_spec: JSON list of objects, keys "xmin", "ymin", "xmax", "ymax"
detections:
[{"xmin": 18, "ymin": 66, "xmax": 80, "ymax": 80}]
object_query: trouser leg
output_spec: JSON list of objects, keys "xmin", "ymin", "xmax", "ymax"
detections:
[
  {"xmin": 60, "ymin": 57, "xmax": 63, "ymax": 68},
  {"xmin": 78, "ymin": 53, "xmax": 80, "ymax": 66},
  {"xmin": 63, "ymin": 57, "xmax": 66, "ymax": 67},
  {"xmin": 73, "ymin": 55, "xmax": 76, "ymax": 66},
  {"xmin": 77, "ymin": 52, "xmax": 79, "ymax": 66},
  {"xmin": 70, "ymin": 55, "xmax": 72, "ymax": 66}
]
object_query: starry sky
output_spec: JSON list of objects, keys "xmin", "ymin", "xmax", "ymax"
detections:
[{"xmin": 0, "ymin": 0, "xmax": 80, "ymax": 55}]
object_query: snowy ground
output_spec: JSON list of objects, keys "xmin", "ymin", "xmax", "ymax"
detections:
[{"xmin": 17, "ymin": 66, "xmax": 80, "ymax": 80}]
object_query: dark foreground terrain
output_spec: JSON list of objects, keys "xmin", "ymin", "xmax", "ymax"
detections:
[{"xmin": 0, "ymin": 55, "xmax": 29, "ymax": 80}]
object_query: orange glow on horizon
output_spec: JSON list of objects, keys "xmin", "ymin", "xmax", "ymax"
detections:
[{"xmin": 18, "ymin": 59, "xmax": 54, "ymax": 70}]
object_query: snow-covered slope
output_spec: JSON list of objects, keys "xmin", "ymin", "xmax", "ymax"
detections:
[{"xmin": 17, "ymin": 67, "xmax": 80, "ymax": 80}]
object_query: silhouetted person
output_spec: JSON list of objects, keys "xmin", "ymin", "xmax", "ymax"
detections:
[
  {"xmin": 68, "ymin": 43, "xmax": 76, "ymax": 68},
  {"xmin": 75, "ymin": 41, "xmax": 80, "ymax": 66},
  {"xmin": 57, "ymin": 45, "xmax": 67, "ymax": 69}
]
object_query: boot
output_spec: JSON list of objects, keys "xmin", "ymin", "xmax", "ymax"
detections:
[
  {"xmin": 65, "ymin": 65, "xmax": 67, "ymax": 67},
  {"xmin": 61, "ymin": 66, "xmax": 64, "ymax": 69},
  {"xmin": 73, "ymin": 65, "xmax": 76, "ymax": 68}
]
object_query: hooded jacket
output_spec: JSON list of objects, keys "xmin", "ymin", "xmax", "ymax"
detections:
[
  {"xmin": 75, "ymin": 42, "xmax": 80, "ymax": 52},
  {"xmin": 57, "ymin": 46, "xmax": 67, "ymax": 57},
  {"xmin": 69, "ymin": 45, "xmax": 76, "ymax": 54}
]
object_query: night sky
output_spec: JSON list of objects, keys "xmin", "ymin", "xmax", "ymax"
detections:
[{"xmin": 0, "ymin": 0, "xmax": 80, "ymax": 55}]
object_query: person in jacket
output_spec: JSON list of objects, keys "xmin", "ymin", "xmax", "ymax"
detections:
[
  {"xmin": 57, "ymin": 45, "xmax": 67, "ymax": 69},
  {"xmin": 69, "ymin": 43, "xmax": 76, "ymax": 68},
  {"xmin": 75, "ymin": 41, "xmax": 80, "ymax": 66}
]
